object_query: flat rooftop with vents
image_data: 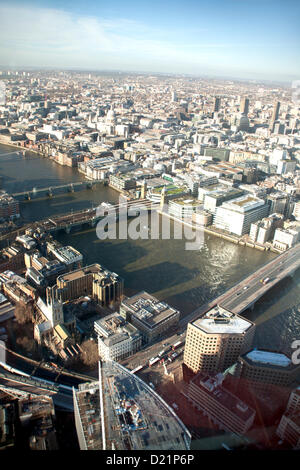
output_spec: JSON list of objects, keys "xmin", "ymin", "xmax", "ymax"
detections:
[{"xmin": 192, "ymin": 305, "xmax": 253, "ymax": 335}]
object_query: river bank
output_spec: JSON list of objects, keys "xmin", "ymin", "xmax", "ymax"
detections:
[{"xmin": 158, "ymin": 210, "xmax": 281, "ymax": 254}]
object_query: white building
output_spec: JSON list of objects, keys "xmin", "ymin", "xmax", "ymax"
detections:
[
  {"xmin": 277, "ymin": 159, "xmax": 296, "ymax": 175},
  {"xmin": 273, "ymin": 227, "xmax": 300, "ymax": 251},
  {"xmin": 94, "ymin": 313, "xmax": 142, "ymax": 362},
  {"xmin": 168, "ymin": 198, "xmax": 201, "ymax": 219},
  {"xmin": 270, "ymin": 148, "xmax": 287, "ymax": 166},
  {"xmin": 213, "ymin": 195, "xmax": 269, "ymax": 236},
  {"xmin": 293, "ymin": 202, "xmax": 300, "ymax": 221}
]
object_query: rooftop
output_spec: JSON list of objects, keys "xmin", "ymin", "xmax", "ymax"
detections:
[
  {"xmin": 222, "ymin": 194, "xmax": 266, "ymax": 213},
  {"xmin": 190, "ymin": 372, "xmax": 255, "ymax": 423},
  {"xmin": 94, "ymin": 313, "xmax": 140, "ymax": 343},
  {"xmin": 244, "ymin": 350, "xmax": 292, "ymax": 368},
  {"xmin": 57, "ymin": 263, "xmax": 120, "ymax": 283},
  {"xmin": 74, "ymin": 361, "xmax": 191, "ymax": 450},
  {"xmin": 121, "ymin": 291, "xmax": 179, "ymax": 329},
  {"xmin": 169, "ymin": 197, "xmax": 200, "ymax": 207},
  {"xmin": 192, "ymin": 306, "xmax": 253, "ymax": 335}
]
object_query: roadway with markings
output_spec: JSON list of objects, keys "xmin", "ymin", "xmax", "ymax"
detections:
[{"xmin": 181, "ymin": 243, "xmax": 300, "ymax": 326}]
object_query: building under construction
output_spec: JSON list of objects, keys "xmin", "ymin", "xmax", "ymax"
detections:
[{"xmin": 73, "ymin": 361, "xmax": 191, "ymax": 450}]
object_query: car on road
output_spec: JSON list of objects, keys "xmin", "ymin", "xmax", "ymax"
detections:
[{"xmin": 243, "ymin": 286, "xmax": 248, "ymax": 290}]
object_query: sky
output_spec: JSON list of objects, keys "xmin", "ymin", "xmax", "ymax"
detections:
[{"xmin": 0, "ymin": 0, "xmax": 299, "ymax": 81}]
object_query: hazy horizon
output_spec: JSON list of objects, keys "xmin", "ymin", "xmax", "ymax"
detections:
[{"xmin": 0, "ymin": 0, "xmax": 299, "ymax": 82}]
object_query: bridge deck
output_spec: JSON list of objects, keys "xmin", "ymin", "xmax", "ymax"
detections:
[{"xmin": 181, "ymin": 243, "xmax": 300, "ymax": 326}]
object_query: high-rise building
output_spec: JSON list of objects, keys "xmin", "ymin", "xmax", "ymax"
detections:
[
  {"xmin": 213, "ymin": 96, "xmax": 221, "ymax": 112},
  {"xmin": 240, "ymin": 97, "xmax": 249, "ymax": 116},
  {"xmin": 183, "ymin": 306, "xmax": 255, "ymax": 375},
  {"xmin": 270, "ymin": 101, "xmax": 281, "ymax": 130}
]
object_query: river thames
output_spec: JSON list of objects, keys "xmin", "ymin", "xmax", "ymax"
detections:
[{"xmin": 1, "ymin": 144, "xmax": 300, "ymax": 353}]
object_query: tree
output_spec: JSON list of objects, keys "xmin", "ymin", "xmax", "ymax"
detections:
[
  {"xmin": 14, "ymin": 302, "xmax": 34, "ymax": 324},
  {"xmin": 16, "ymin": 336, "xmax": 36, "ymax": 356},
  {"xmin": 79, "ymin": 340, "xmax": 99, "ymax": 367}
]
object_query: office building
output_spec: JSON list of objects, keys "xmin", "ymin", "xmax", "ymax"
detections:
[
  {"xmin": 273, "ymin": 227, "xmax": 300, "ymax": 251},
  {"xmin": 203, "ymin": 187, "xmax": 242, "ymax": 214},
  {"xmin": 274, "ymin": 122, "xmax": 285, "ymax": 134},
  {"xmin": 109, "ymin": 173, "xmax": 137, "ymax": 192},
  {"xmin": 249, "ymin": 214, "xmax": 284, "ymax": 244},
  {"xmin": 56, "ymin": 263, "xmax": 124, "ymax": 305},
  {"xmin": 270, "ymin": 101, "xmax": 281, "ymax": 128},
  {"xmin": 183, "ymin": 306, "xmax": 255, "ymax": 375},
  {"xmin": 267, "ymin": 193, "xmax": 287, "ymax": 215},
  {"xmin": 293, "ymin": 202, "xmax": 300, "ymax": 222},
  {"xmin": 213, "ymin": 195, "xmax": 269, "ymax": 236},
  {"xmin": 213, "ymin": 97, "xmax": 221, "ymax": 112},
  {"xmin": 234, "ymin": 350, "xmax": 300, "ymax": 394},
  {"xmin": 73, "ymin": 361, "xmax": 191, "ymax": 450},
  {"xmin": 192, "ymin": 210, "xmax": 213, "ymax": 227},
  {"xmin": 285, "ymin": 388, "xmax": 300, "ymax": 415},
  {"xmin": 238, "ymin": 114, "xmax": 249, "ymax": 132},
  {"xmin": 277, "ymin": 159, "xmax": 296, "ymax": 175},
  {"xmin": 0, "ymin": 192, "xmax": 20, "ymax": 220},
  {"xmin": 276, "ymin": 413, "xmax": 300, "ymax": 449},
  {"xmin": 187, "ymin": 372, "xmax": 255, "ymax": 435},
  {"xmin": 269, "ymin": 148, "xmax": 287, "ymax": 167},
  {"xmin": 46, "ymin": 242, "xmax": 83, "ymax": 269},
  {"xmin": 120, "ymin": 291, "xmax": 180, "ymax": 343},
  {"xmin": 240, "ymin": 97, "xmax": 249, "ymax": 116},
  {"xmin": 94, "ymin": 313, "xmax": 142, "ymax": 361},
  {"xmin": 168, "ymin": 198, "xmax": 201, "ymax": 219},
  {"xmin": 276, "ymin": 388, "xmax": 300, "ymax": 448}
]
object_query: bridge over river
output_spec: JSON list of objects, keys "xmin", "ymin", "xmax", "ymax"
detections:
[{"xmin": 180, "ymin": 242, "xmax": 300, "ymax": 327}]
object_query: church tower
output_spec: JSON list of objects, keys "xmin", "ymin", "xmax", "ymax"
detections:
[{"xmin": 46, "ymin": 286, "xmax": 64, "ymax": 327}]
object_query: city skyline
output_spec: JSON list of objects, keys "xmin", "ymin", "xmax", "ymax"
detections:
[{"xmin": 0, "ymin": 0, "xmax": 299, "ymax": 82}]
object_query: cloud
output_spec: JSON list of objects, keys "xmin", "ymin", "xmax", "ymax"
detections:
[{"xmin": 0, "ymin": 3, "xmax": 235, "ymax": 71}]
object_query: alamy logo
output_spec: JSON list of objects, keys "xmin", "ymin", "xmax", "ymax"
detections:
[
  {"xmin": 291, "ymin": 339, "xmax": 300, "ymax": 365},
  {"xmin": 95, "ymin": 196, "xmax": 204, "ymax": 251}
]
